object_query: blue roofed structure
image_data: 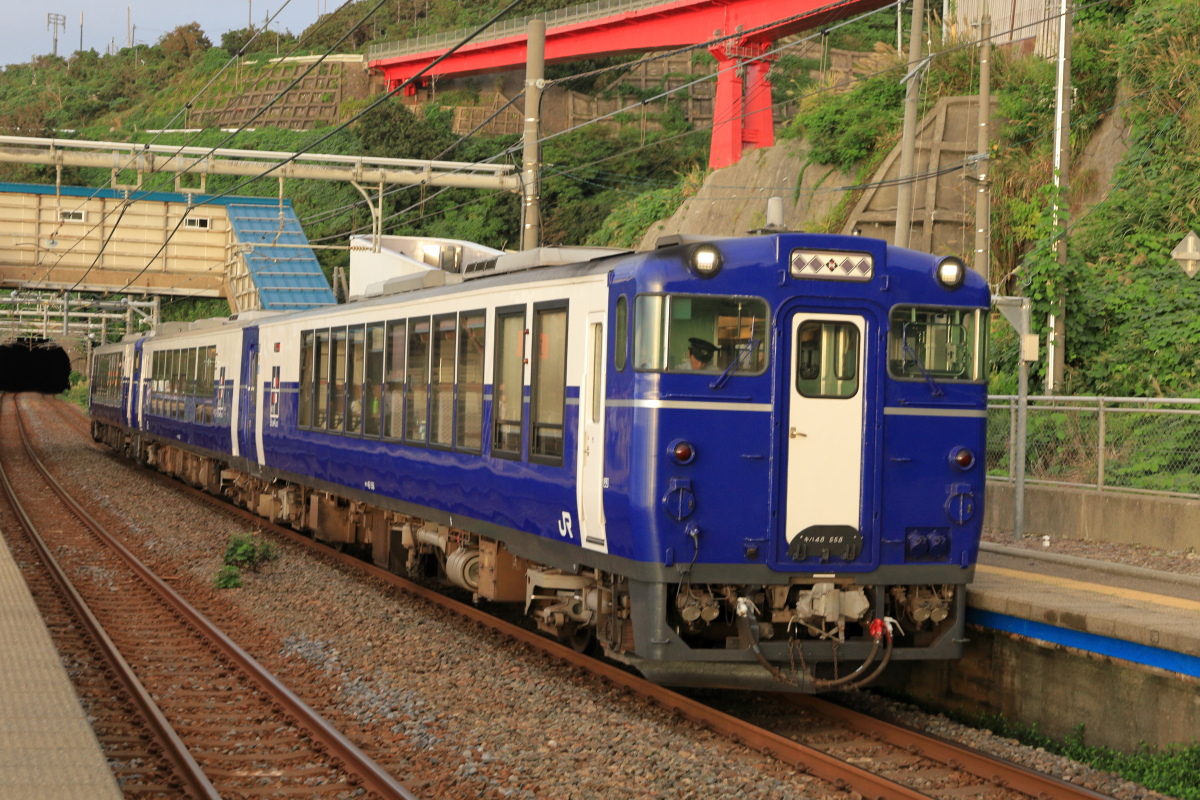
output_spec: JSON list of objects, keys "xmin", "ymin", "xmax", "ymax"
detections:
[
  {"xmin": 0, "ymin": 181, "xmax": 335, "ymax": 311},
  {"xmin": 224, "ymin": 202, "xmax": 336, "ymax": 312}
]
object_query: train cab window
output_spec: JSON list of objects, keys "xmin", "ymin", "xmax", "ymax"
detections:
[
  {"xmin": 314, "ymin": 330, "xmax": 330, "ymax": 428},
  {"xmin": 613, "ymin": 295, "xmax": 628, "ymax": 372},
  {"xmin": 888, "ymin": 306, "xmax": 987, "ymax": 383},
  {"xmin": 384, "ymin": 320, "xmax": 406, "ymax": 440},
  {"xmin": 492, "ymin": 306, "xmax": 525, "ymax": 459},
  {"xmin": 365, "ymin": 323, "xmax": 385, "ymax": 438},
  {"xmin": 456, "ymin": 311, "xmax": 486, "ymax": 452},
  {"xmin": 329, "ymin": 328, "xmax": 347, "ymax": 433},
  {"xmin": 299, "ymin": 331, "xmax": 315, "ymax": 428},
  {"xmin": 531, "ymin": 302, "xmax": 567, "ymax": 465},
  {"xmin": 406, "ymin": 317, "xmax": 431, "ymax": 445},
  {"xmin": 634, "ymin": 294, "xmax": 768, "ymax": 374},
  {"xmin": 796, "ymin": 321, "xmax": 860, "ymax": 399},
  {"xmin": 430, "ymin": 314, "xmax": 457, "ymax": 448},
  {"xmin": 348, "ymin": 326, "xmax": 365, "ymax": 435}
]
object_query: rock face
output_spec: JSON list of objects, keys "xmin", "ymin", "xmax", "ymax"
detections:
[{"xmin": 636, "ymin": 138, "xmax": 855, "ymax": 250}]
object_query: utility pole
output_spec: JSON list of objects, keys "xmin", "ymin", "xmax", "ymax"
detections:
[
  {"xmin": 126, "ymin": 6, "xmax": 131, "ymax": 49},
  {"xmin": 973, "ymin": 12, "xmax": 991, "ymax": 279},
  {"xmin": 79, "ymin": 12, "xmax": 83, "ymax": 53},
  {"xmin": 520, "ymin": 19, "xmax": 545, "ymax": 251},
  {"xmin": 894, "ymin": 0, "xmax": 925, "ymax": 249},
  {"xmin": 47, "ymin": 13, "xmax": 66, "ymax": 57},
  {"xmin": 1046, "ymin": 0, "xmax": 1072, "ymax": 392}
]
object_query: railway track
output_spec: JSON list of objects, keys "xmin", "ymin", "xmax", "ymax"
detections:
[
  {"xmin": 0, "ymin": 393, "xmax": 416, "ymax": 800},
  {"xmin": 30, "ymin": 394, "xmax": 1118, "ymax": 800}
]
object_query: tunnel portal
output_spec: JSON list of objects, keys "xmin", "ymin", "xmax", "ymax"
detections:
[{"xmin": 0, "ymin": 338, "xmax": 73, "ymax": 394}]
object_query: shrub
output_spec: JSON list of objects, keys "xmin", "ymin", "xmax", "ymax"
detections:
[
  {"xmin": 214, "ymin": 565, "xmax": 243, "ymax": 589},
  {"xmin": 223, "ymin": 533, "xmax": 279, "ymax": 573}
]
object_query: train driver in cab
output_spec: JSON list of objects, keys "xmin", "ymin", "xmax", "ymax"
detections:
[{"xmin": 679, "ymin": 337, "xmax": 717, "ymax": 370}]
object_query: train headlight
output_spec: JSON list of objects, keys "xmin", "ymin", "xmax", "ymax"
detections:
[
  {"xmin": 689, "ymin": 245, "xmax": 723, "ymax": 278},
  {"xmin": 935, "ymin": 257, "xmax": 965, "ymax": 289}
]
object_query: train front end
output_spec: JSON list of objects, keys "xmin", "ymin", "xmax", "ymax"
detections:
[{"xmin": 606, "ymin": 233, "xmax": 990, "ymax": 690}]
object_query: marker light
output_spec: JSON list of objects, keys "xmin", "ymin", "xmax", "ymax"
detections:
[
  {"xmin": 689, "ymin": 245, "xmax": 722, "ymax": 278},
  {"xmin": 670, "ymin": 440, "xmax": 696, "ymax": 464},
  {"xmin": 936, "ymin": 257, "xmax": 966, "ymax": 289},
  {"xmin": 951, "ymin": 447, "xmax": 976, "ymax": 470}
]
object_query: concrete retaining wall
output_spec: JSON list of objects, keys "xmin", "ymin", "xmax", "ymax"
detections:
[
  {"xmin": 985, "ymin": 481, "xmax": 1200, "ymax": 552},
  {"xmin": 895, "ymin": 628, "xmax": 1200, "ymax": 752}
]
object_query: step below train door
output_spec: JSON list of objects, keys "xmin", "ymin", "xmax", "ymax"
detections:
[
  {"xmin": 779, "ymin": 312, "xmax": 867, "ymax": 567},
  {"xmin": 576, "ymin": 310, "xmax": 608, "ymax": 552}
]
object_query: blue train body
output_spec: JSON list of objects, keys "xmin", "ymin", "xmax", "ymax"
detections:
[{"xmin": 90, "ymin": 232, "xmax": 990, "ymax": 691}]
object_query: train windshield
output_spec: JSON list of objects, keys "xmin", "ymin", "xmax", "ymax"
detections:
[
  {"xmin": 634, "ymin": 294, "xmax": 769, "ymax": 374},
  {"xmin": 888, "ymin": 306, "xmax": 987, "ymax": 383}
]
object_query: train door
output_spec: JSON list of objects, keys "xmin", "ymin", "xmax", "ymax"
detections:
[
  {"xmin": 576, "ymin": 311, "xmax": 607, "ymax": 552},
  {"xmin": 128, "ymin": 340, "xmax": 144, "ymax": 429},
  {"xmin": 779, "ymin": 312, "xmax": 867, "ymax": 565},
  {"xmin": 238, "ymin": 328, "xmax": 260, "ymax": 464}
]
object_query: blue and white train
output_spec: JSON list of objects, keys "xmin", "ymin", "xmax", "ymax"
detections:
[{"xmin": 90, "ymin": 231, "xmax": 990, "ymax": 691}]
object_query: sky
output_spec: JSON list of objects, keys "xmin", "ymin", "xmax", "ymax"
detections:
[{"xmin": 1, "ymin": 0, "xmax": 332, "ymax": 68}]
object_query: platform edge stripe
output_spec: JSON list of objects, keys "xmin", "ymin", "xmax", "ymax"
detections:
[{"xmin": 968, "ymin": 608, "xmax": 1200, "ymax": 679}]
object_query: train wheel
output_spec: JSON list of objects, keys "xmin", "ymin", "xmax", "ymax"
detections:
[{"xmin": 562, "ymin": 626, "xmax": 597, "ymax": 655}]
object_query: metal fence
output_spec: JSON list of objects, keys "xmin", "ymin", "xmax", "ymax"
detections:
[{"xmin": 987, "ymin": 395, "xmax": 1200, "ymax": 499}]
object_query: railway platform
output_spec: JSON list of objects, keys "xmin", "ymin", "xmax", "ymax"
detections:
[
  {"xmin": 0, "ymin": 530, "xmax": 122, "ymax": 800},
  {"xmin": 904, "ymin": 540, "xmax": 1200, "ymax": 753},
  {"xmin": 973, "ymin": 542, "xmax": 1200, "ymax": 677}
]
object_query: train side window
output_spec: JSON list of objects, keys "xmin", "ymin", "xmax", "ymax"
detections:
[
  {"xmin": 298, "ymin": 331, "xmax": 314, "ymax": 429},
  {"xmin": 384, "ymin": 320, "xmax": 406, "ymax": 440},
  {"xmin": 888, "ymin": 306, "xmax": 987, "ymax": 383},
  {"xmin": 365, "ymin": 323, "xmax": 385, "ymax": 438},
  {"xmin": 531, "ymin": 301, "xmax": 568, "ymax": 466},
  {"xmin": 405, "ymin": 317, "xmax": 431, "ymax": 445},
  {"xmin": 348, "ymin": 325, "xmax": 365, "ymax": 436},
  {"xmin": 430, "ymin": 314, "xmax": 457, "ymax": 449},
  {"xmin": 613, "ymin": 295, "xmax": 628, "ymax": 372},
  {"xmin": 456, "ymin": 310, "xmax": 485, "ymax": 453},
  {"xmin": 329, "ymin": 328, "xmax": 347, "ymax": 433},
  {"xmin": 492, "ymin": 306, "xmax": 525, "ymax": 459},
  {"xmin": 314, "ymin": 330, "xmax": 330, "ymax": 428},
  {"xmin": 796, "ymin": 321, "xmax": 860, "ymax": 399}
]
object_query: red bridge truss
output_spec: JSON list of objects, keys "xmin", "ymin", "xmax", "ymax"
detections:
[{"xmin": 368, "ymin": 0, "xmax": 892, "ymax": 169}]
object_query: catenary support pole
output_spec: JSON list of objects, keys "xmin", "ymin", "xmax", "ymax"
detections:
[
  {"xmin": 520, "ymin": 20, "xmax": 545, "ymax": 252},
  {"xmin": 1048, "ymin": 0, "xmax": 1072, "ymax": 391},
  {"xmin": 894, "ymin": 0, "xmax": 925, "ymax": 249},
  {"xmin": 973, "ymin": 13, "xmax": 991, "ymax": 278}
]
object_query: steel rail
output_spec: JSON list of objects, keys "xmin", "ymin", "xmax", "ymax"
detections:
[
  {"xmin": 0, "ymin": 394, "xmax": 220, "ymax": 800},
  {"xmin": 786, "ymin": 695, "xmax": 1115, "ymax": 800},
  {"xmin": 14, "ymin": 394, "xmax": 421, "ymax": 800}
]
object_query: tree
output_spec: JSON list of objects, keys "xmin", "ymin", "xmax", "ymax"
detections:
[{"xmin": 159, "ymin": 23, "xmax": 212, "ymax": 60}]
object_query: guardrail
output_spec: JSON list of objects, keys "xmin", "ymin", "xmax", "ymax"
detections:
[{"xmin": 368, "ymin": 0, "xmax": 669, "ymax": 60}]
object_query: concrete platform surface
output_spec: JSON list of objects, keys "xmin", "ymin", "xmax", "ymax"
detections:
[
  {"xmin": 0, "ymin": 533, "xmax": 122, "ymax": 800},
  {"xmin": 973, "ymin": 546, "xmax": 1200, "ymax": 660}
]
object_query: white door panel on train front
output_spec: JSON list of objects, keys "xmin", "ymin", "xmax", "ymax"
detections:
[
  {"xmin": 577, "ymin": 311, "xmax": 607, "ymax": 552},
  {"xmin": 784, "ymin": 313, "xmax": 865, "ymax": 562}
]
